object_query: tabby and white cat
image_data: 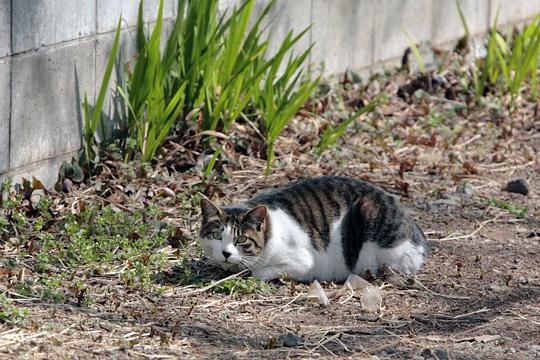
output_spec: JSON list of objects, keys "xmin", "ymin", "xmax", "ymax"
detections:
[{"xmin": 199, "ymin": 176, "xmax": 428, "ymax": 282}]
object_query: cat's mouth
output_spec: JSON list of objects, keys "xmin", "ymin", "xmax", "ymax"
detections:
[{"xmin": 219, "ymin": 262, "xmax": 241, "ymax": 272}]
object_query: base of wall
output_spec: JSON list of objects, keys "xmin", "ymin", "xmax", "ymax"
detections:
[{"xmin": 0, "ymin": 151, "xmax": 79, "ymax": 189}]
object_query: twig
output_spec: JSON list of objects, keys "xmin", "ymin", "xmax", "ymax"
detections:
[
  {"xmin": 454, "ymin": 307, "xmax": 490, "ymax": 319},
  {"xmin": 386, "ymin": 267, "xmax": 470, "ymax": 300},
  {"xmin": 430, "ymin": 213, "xmax": 503, "ymax": 242},
  {"xmin": 455, "ymin": 134, "xmax": 482, "ymax": 149},
  {"xmin": 181, "ymin": 269, "xmax": 249, "ymax": 296},
  {"xmin": 505, "ymin": 309, "xmax": 540, "ymax": 326}
]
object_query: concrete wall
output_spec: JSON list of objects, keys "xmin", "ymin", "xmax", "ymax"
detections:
[{"xmin": 1, "ymin": 0, "xmax": 539, "ymax": 187}]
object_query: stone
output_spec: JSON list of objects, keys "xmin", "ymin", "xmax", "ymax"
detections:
[
  {"xmin": 504, "ymin": 178, "xmax": 530, "ymax": 196},
  {"xmin": 261, "ymin": 0, "xmax": 312, "ymax": 58},
  {"xmin": 11, "ymin": 0, "xmax": 96, "ymax": 54},
  {"xmin": 0, "ymin": 60, "xmax": 9, "ymax": 174},
  {"xmin": 10, "ymin": 41, "xmax": 95, "ymax": 170},
  {"xmin": 311, "ymin": 0, "xmax": 375, "ymax": 76},
  {"xmin": 457, "ymin": 182, "xmax": 475, "ymax": 197},
  {"xmin": 277, "ymin": 333, "xmax": 303, "ymax": 347},
  {"xmin": 433, "ymin": 348, "xmax": 449, "ymax": 360}
]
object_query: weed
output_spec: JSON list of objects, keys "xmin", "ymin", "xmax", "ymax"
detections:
[
  {"xmin": 82, "ymin": 0, "xmax": 317, "ymax": 175},
  {"xmin": 487, "ymin": 198, "xmax": 529, "ymax": 219},
  {"xmin": 0, "ymin": 295, "xmax": 29, "ymax": 325},
  {"xmin": 82, "ymin": 19, "xmax": 122, "ymax": 174},
  {"xmin": 1, "ymin": 186, "xmax": 176, "ymax": 308},
  {"xmin": 209, "ymin": 277, "xmax": 275, "ymax": 296},
  {"xmin": 403, "ymin": 29, "xmax": 426, "ymax": 73},
  {"xmin": 315, "ymin": 94, "xmax": 387, "ymax": 155},
  {"xmin": 458, "ymin": 0, "xmax": 540, "ymax": 105}
]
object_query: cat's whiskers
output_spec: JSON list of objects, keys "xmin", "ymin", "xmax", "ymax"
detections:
[{"xmin": 240, "ymin": 255, "xmax": 266, "ymax": 273}]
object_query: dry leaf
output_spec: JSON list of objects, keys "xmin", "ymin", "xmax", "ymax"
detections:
[
  {"xmin": 305, "ymin": 280, "xmax": 330, "ymax": 306},
  {"xmin": 344, "ymin": 274, "xmax": 371, "ymax": 291},
  {"xmin": 361, "ymin": 286, "xmax": 382, "ymax": 312}
]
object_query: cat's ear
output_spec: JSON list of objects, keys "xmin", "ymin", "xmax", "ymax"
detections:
[
  {"xmin": 244, "ymin": 205, "xmax": 268, "ymax": 230},
  {"xmin": 200, "ymin": 198, "xmax": 222, "ymax": 222}
]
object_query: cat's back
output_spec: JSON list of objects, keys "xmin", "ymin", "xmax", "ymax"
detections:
[
  {"xmin": 247, "ymin": 176, "xmax": 386, "ymax": 249},
  {"xmin": 249, "ymin": 176, "xmax": 382, "ymax": 210}
]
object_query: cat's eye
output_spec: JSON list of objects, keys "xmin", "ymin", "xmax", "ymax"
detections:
[
  {"xmin": 238, "ymin": 235, "xmax": 248, "ymax": 243},
  {"xmin": 211, "ymin": 231, "xmax": 222, "ymax": 240}
]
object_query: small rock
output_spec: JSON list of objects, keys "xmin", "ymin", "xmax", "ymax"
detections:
[
  {"xmin": 504, "ymin": 178, "xmax": 529, "ymax": 195},
  {"xmin": 457, "ymin": 183, "xmax": 475, "ymax": 198},
  {"xmin": 433, "ymin": 348, "xmax": 449, "ymax": 360},
  {"xmin": 530, "ymin": 344, "xmax": 540, "ymax": 352},
  {"xmin": 277, "ymin": 333, "xmax": 303, "ymax": 347}
]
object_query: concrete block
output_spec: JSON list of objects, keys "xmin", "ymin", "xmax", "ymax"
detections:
[
  {"xmin": 1, "ymin": 151, "xmax": 79, "ymax": 189},
  {"xmin": 95, "ymin": 18, "xmax": 174, "ymax": 119},
  {"xmin": 0, "ymin": 0, "xmax": 10, "ymax": 58},
  {"xmin": 10, "ymin": 41, "xmax": 95, "ymax": 169},
  {"xmin": 373, "ymin": 0, "xmax": 433, "ymax": 64},
  {"xmin": 311, "ymin": 0, "xmax": 374, "ymax": 75},
  {"xmin": 254, "ymin": 0, "xmax": 312, "ymax": 58},
  {"xmin": 12, "ymin": 0, "xmax": 96, "ymax": 54},
  {"xmin": 490, "ymin": 0, "xmax": 540, "ymax": 27},
  {"xmin": 432, "ymin": 0, "xmax": 490, "ymax": 44},
  {"xmin": 0, "ymin": 59, "xmax": 9, "ymax": 174},
  {"xmin": 97, "ymin": 0, "xmax": 175, "ymax": 34}
]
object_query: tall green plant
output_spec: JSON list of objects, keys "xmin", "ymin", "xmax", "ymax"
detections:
[
  {"xmin": 119, "ymin": 0, "xmax": 186, "ymax": 162},
  {"xmin": 82, "ymin": 19, "xmax": 122, "ymax": 172},
  {"xmin": 83, "ymin": 0, "xmax": 319, "ymax": 174},
  {"xmin": 493, "ymin": 15, "xmax": 540, "ymax": 102},
  {"xmin": 461, "ymin": 1, "xmax": 540, "ymax": 103},
  {"xmin": 258, "ymin": 29, "xmax": 320, "ymax": 175}
]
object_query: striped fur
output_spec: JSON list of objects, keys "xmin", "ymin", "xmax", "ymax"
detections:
[{"xmin": 199, "ymin": 176, "xmax": 429, "ymax": 282}]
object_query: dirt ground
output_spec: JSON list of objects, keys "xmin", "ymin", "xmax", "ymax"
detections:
[{"xmin": 1, "ymin": 66, "xmax": 540, "ymax": 359}]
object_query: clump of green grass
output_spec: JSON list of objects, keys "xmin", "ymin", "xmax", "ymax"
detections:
[
  {"xmin": 456, "ymin": 0, "xmax": 540, "ymax": 105},
  {"xmin": 209, "ymin": 277, "xmax": 275, "ymax": 296},
  {"xmin": 487, "ymin": 198, "xmax": 529, "ymax": 219}
]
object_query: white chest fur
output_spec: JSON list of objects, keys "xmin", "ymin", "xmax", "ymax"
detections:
[{"xmin": 255, "ymin": 209, "xmax": 351, "ymax": 282}]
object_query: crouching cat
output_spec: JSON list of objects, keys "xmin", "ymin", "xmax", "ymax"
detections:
[{"xmin": 199, "ymin": 176, "xmax": 428, "ymax": 282}]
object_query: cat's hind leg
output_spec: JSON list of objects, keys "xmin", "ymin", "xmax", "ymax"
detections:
[{"xmin": 376, "ymin": 240, "xmax": 427, "ymax": 275}]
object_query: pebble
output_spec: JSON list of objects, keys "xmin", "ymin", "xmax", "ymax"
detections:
[
  {"xmin": 504, "ymin": 178, "xmax": 529, "ymax": 195},
  {"xmin": 277, "ymin": 333, "xmax": 303, "ymax": 347},
  {"xmin": 457, "ymin": 183, "xmax": 475, "ymax": 197},
  {"xmin": 433, "ymin": 348, "xmax": 449, "ymax": 360}
]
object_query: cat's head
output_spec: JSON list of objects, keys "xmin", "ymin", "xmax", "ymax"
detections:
[{"xmin": 199, "ymin": 199, "xmax": 270, "ymax": 271}]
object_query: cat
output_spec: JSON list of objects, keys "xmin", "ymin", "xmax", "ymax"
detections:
[{"xmin": 199, "ymin": 176, "xmax": 428, "ymax": 282}]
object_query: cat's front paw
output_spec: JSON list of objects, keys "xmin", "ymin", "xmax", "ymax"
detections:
[{"xmin": 252, "ymin": 267, "xmax": 284, "ymax": 282}]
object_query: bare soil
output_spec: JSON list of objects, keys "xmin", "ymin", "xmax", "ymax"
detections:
[{"xmin": 1, "ymin": 66, "xmax": 539, "ymax": 359}]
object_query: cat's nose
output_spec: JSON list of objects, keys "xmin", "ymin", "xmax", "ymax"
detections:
[{"xmin": 222, "ymin": 251, "xmax": 232, "ymax": 259}]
